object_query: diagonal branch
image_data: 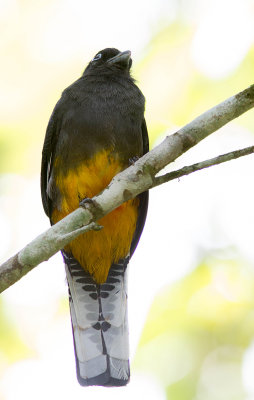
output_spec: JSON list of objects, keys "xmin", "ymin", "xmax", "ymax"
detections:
[
  {"xmin": 152, "ymin": 145, "xmax": 254, "ymax": 187},
  {"xmin": 1, "ymin": 84, "xmax": 254, "ymax": 293}
]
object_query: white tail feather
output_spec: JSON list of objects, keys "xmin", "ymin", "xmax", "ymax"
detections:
[{"xmin": 64, "ymin": 253, "xmax": 130, "ymax": 386}]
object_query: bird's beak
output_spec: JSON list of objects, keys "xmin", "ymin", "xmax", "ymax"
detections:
[{"xmin": 107, "ymin": 50, "xmax": 131, "ymax": 67}]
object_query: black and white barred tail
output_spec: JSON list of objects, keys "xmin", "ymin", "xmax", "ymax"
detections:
[{"xmin": 63, "ymin": 252, "xmax": 130, "ymax": 386}]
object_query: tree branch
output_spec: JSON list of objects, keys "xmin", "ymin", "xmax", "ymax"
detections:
[
  {"xmin": 153, "ymin": 145, "xmax": 254, "ymax": 187},
  {"xmin": 1, "ymin": 84, "xmax": 254, "ymax": 293}
]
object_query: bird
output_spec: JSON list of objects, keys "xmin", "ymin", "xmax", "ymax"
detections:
[{"xmin": 41, "ymin": 48, "xmax": 149, "ymax": 387}]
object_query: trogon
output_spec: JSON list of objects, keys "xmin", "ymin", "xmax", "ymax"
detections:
[{"xmin": 41, "ymin": 48, "xmax": 149, "ymax": 387}]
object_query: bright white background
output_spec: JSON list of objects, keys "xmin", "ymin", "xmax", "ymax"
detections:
[{"xmin": 1, "ymin": 0, "xmax": 254, "ymax": 399}]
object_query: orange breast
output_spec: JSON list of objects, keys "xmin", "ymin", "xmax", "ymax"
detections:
[{"xmin": 51, "ymin": 150, "xmax": 139, "ymax": 283}]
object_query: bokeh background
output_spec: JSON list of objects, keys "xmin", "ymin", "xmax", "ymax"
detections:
[{"xmin": 1, "ymin": 0, "xmax": 254, "ymax": 399}]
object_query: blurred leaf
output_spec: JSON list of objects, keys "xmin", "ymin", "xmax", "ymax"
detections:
[
  {"xmin": 135, "ymin": 22, "xmax": 254, "ymax": 146},
  {"xmin": 134, "ymin": 256, "xmax": 254, "ymax": 399},
  {"xmin": 0, "ymin": 298, "xmax": 31, "ymax": 365}
]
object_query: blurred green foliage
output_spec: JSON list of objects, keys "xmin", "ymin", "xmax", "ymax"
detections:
[
  {"xmin": 135, "ymin": 23, "xmax": 254, "ymax": 144},
  {"xmin": 0, "ymin": 127, "xmax": 32, "ymax": 174},
  {"xmin": 0, "ymin": 298, "xmax": 30, "ymax": 367},
  {"xmin": 134, "ymin": 256, "xmax": 254, "ymax": 399}
]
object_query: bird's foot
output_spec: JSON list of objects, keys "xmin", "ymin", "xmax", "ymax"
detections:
[
  {"xmin": 79, "ymin": 197, "xmax": 95, "ymax": 209},
  {"xmin": 129, "ymin": 155, "xmax": 139, "ymax": 165}
]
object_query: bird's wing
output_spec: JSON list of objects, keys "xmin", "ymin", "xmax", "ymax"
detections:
[
  {"xmin": 40, "ymin": 100, "xmax": 62, "ymax": 218},
  {"xmin": 141, "ymin": 118, "xmax": 149, "ymax": 154},
  {"xmin": 130, "ymin": 118, "xmax": 149, "ymax": 257}
]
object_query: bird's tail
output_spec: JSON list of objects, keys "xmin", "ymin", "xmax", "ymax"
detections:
[{"xmin": 63, "ymin": 252, "xmax": 130, "ymax": 386}]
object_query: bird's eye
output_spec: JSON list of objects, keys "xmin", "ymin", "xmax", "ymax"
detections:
[{"xmin": 92, "ymin": 53, "xmax": 102, "ymax": 62}]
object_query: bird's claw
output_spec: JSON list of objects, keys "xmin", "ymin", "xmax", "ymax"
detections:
[
  {"xmin": 79, "ymin": 197, "xmax": 95, "ymax": 209},
  {"xmin": 129, "ymin": 155, "xmax": 139, "ymax": 165}
]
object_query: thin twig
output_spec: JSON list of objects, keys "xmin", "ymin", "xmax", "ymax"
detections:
[{"xmin": 152, "ymin": 145, "xmax": 254, "ymax": 187}]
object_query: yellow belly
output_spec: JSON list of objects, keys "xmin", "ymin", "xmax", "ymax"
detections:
[{"xmin": 51, "ymin": 150, "xmax": 139, "ymax": 283}]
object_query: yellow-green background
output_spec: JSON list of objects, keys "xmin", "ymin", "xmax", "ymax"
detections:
[{"xmin": 1, "ymin": 0, "xmax": 254, "ymax": 399}]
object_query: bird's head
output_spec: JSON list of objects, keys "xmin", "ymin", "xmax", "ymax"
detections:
[{"xmin": 83, "ymin": 48, "xmax": 132, "ymax": 75}]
